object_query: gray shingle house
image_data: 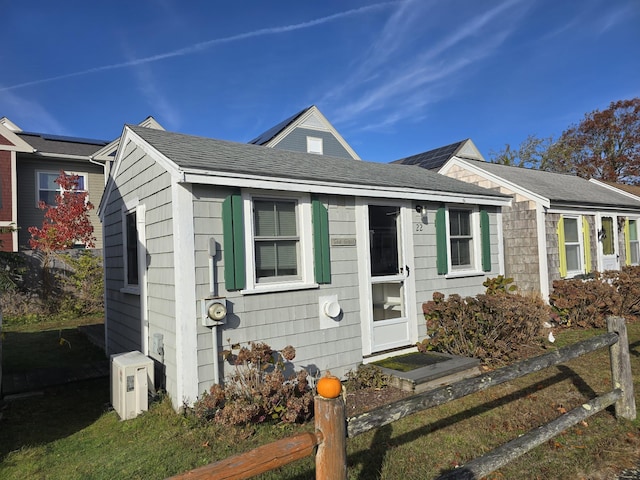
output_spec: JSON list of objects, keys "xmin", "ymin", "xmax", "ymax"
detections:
[
  {"xmin": 395, "ymin": 140, "xmax": 640, "ymax": 298},
  {"xmin": 99, "ymin": 126, "xmax": 511, "ymax": 409}
]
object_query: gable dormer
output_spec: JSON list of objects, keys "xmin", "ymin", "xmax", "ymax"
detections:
[{"xmin": 249, "ymin": 105, "xmax": 360, "ymax": 160}]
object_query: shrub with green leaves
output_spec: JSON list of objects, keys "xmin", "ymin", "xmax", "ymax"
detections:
[
  {"xmin": 193, "ymin": 342, "xmax": 313, "ymax": 425},
  {"xmin": 419, "ymin": 287, "xmax": 549, "ymax": 364},
  {"xmin": 58, "ymin": 251, "xmax": 104, "ymax": 316}
]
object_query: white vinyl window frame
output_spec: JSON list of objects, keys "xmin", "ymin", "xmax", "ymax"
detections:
[
  {"xmin": 242, "ymin": 190, "xmax": 316, "ymax": 294},
  {"xmin": 35, "ymin": 170, "xmax": 88, "ymax": 207},
  {"xmin": 629, "ymin": 218, "xmax": 640, "ymax": 266},
  {"xmin": 306, "ymin": 136, "xmax": 323, "ymax": 155},
  {"xmin": 120, "ymin": 200, "xmax": 145, "ymax": 295},
  {"xmin": 446, "ymin": 205, "xmax": 481, "ymax": 275},
  {"xmin": 562, "ymin": 215, "xmax": 585, "ymax": 277}
]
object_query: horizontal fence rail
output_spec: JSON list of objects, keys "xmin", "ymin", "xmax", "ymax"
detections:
[
  {"xmin": 435, "ymin": 389, "xmax": 622, "ymax": 480},
  {"xmin": 168, "ymin": 316, "xmax": 636, "ymax": 480},
  {"xmin": 348, "ymin": 331, "xmax": 619, "ymax": 437}
]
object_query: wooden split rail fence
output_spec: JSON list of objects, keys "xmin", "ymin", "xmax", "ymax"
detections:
[{"xmin": 168, "ymin": 316, "xmax": 636, "ymax": 480}]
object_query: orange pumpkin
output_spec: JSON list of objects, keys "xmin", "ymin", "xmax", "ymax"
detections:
[{"xmin": 316, "ymin": 374, "xmax": 342, "ymax": 399}]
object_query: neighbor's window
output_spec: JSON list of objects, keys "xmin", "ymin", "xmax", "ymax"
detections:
[
  {"xmin": 37, "ymin": 171, "xmax": 87, "ymax": 206},
  {"xmin": 125, "ymin": 210, "xmax": 139, "ymax": 287},
  {"xmin": 629, "ymin": 219, "xmax": 639, "ymax": 265},
  {"xmin": 449, "ymin": 208, "xmax": 473, "ymax": 269},
  {"xmin": 563, "ymin": 217, "xmax": 582, "ymax": 273},
  {"xmin": 253, "ymin": 199, "xmax": 299, "ymax": 281},
  {"xmin": 307, "ymin": 136, "xmax": 323, "ymax": 155}
]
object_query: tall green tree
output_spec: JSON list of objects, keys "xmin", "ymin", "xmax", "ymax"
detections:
[{"xmin": 490, "ymin": 135, "xmax": 555, "ymax": 170}]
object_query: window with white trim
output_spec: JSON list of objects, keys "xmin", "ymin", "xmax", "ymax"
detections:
[
  {"xmin": 223, "ymin": 192, "xmax": 330, "ymax": 293},
  {"xmin": 449, "ymin": 208, "xmax": 474, "ymax": 270},
  {"xmin": 563, "ymin": 216, "xmax": 583, "ymax": 275},
  {"xmin": 36, "ymin": 171, "xmax": 87, "ymax": 206},
  {"xmin": 240, "ymin": 192, "xmax": 316, "ymax": 292},
  {"xmin": 125, "ymin": 210, "xmax": 139, "ymax": 286},
  {"xmin": 435, "ymin": 205, "xmax": 491, "ymax": 276},
  {"xmin": 629, "ymin": 219, "xmax": 639, "ymax": 265},
  {"xmin": 254, "ymin": 199, "xmax": 299, "ymax": 280},
  {"xmin": 307, "ymin": 136, "xmax": 323, "ymax": 154}
]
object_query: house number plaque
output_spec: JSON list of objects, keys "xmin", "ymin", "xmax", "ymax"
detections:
[{"xmin": 331, "ymin": 237, "xmax": 356, "ymax": 247}]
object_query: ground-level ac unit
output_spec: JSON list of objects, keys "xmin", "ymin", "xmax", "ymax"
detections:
[{"xmin": 111, "ymin": 351, "xmax": 154, "ymax": 420}]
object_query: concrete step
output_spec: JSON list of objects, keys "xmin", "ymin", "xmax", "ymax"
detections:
[{"xmin": 377, "ymin": 352, "xmax": 482, "ymax": 394}]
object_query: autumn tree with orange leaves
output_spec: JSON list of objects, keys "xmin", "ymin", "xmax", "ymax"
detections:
[
  {"xmin": 28, "ymin": 171, "xmax": 96, "ymax": 301},
  {"xmin": 491, "ymin": 98, "xmax": 640, "ymax": 184}
]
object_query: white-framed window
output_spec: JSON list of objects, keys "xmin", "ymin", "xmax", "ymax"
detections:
[
  {"xmin": 121, "ymin": 201, "xmax": 144, "ymax": 294},
  {"xmin": 448, "ymin": 208, "xmax": 474, "ymax": 270},
  {"xmin": 563, "ymin": 216, "xmax": 583, "ymax": 275},
  {"xmin": 243, "ymin": 191, "xmax": 315, "ymax": 293},
  {"xmin": 36, "ymin": 170, "xmax": 87, "ymax": 206},
  {"xmin": 629, "ymin": 219, "xmax": 640, "ymax": 265},
  {"xmin": 307, "ymin": 136, "xmax": 323, "ymax": 155}
]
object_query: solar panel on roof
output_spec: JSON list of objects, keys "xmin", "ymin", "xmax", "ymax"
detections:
[{"xmin": 40, "ymin": 133, "xmax": 108, "ymax": 146}]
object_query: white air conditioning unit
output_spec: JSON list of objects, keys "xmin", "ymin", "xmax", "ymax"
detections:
[{"xmin": 111, "ymin": 351, "xmax": 154, "ymax": 420}]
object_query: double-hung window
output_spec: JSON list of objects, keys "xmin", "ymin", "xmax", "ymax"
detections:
[
  {"xmin": 435, "ymin": 205, "xmax": 491, "ymax": 276},
  {"xmin": 628, "ymin": 219, "xmax": 640, "ymax": 265},
  {"xmin": 36, "ymin": 171, "xmax": 87, "ymax": 206},
  {"xmin": 557, "ymin": 215, "xmax": 589, "ymax": 278},
  {"xmin": 223, "ymin": 191, "xmax": 330, "ymax": 293},
  {"xmin": 449, "ymin": 208, "xmax": 474, "ymax": 269},
  {"xmin": 253, "ymin": 199, "xmax": 299, "ymax": 281},
  {"xmin": 563, "ymin": 217, "xmax": 582, "ymax": 274}
]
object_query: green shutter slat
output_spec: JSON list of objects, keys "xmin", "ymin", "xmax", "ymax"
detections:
[
  {"xmin": 481, "ymin": 209, "xmax": 491, "ymax": 272},
  {"xmin": 435, "ymin": 207, "xmax": 448, "ymax": 275},
  {"xmin": 312, "ymin": 198, "xmax": 331, "ymax": 284},
  {"xmin": 222, "ymin": 193, "xmax": 245, "ymax": 290}
]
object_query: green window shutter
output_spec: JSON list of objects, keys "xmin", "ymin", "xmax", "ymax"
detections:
[
  {"xmin": 480, "ymin": 209, "xmax": 491, "ymax": 272},
  {"xmin": 435, "ymin": 207, "xmax": 448, "ymax": 275},
  {"xmin": 557, "ymin": 215, "xmax": 567, "ymax": 278},
  {"xmin": 582, "ymin": 216, "xmax": 591, "ymax": 273},
  {"xmin": 312, "ymin": 197, "xmax": 331, "ymax": 284},
  {"xmin": 222, "ymin": 193, "xmax": 245, "ymax": 290}
]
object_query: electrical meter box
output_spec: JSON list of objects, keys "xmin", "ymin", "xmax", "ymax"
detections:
[{"xmin": 111, "ymin": 351, "xmax": 154, "ymax": 420}]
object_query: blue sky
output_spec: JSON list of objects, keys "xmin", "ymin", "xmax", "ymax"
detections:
[{"xmin": 1, "ymin": 0, "xmax": 639, "ymax": 162}]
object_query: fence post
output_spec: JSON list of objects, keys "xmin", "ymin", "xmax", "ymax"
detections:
[
  {"xmin": 314, "ymin": 393, "xmax": 347, "ymax": 480},
  {"xmin": 607, "ymin": 316, "xmax": 636, "ymax": 420}
]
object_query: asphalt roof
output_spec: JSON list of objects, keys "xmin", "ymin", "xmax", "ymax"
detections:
[
  {"xmin": 463, "ymin": 159, "xmax": 640, "ymax": 209},
  {"xmin": 129, "ymin": 126, "xmax": 510, "ymax": 200},
  {"xmin": 392, "ymin": 140, "xmax": 468, "ymax": 169},
  {"xmin": 17, "ymin": 132, "xmax": 108, "ymax": 157},
  {"xmin": 248, "ymin": 106, "xmax": 311, "ymax": 146}
]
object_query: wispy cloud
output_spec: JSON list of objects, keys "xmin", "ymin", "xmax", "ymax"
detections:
[
  {"xmin": 325, "ymin": 0, "xmax": 525, "ymax": 130},
  {"xmin": 0, "ymin": 89, "xmax": 67, "ymax": 133},
  {"xmin": 0, "ymin": 2, "xmax": 398, "ymax": 93}
]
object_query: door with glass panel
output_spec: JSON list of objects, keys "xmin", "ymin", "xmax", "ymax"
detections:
[
  {"xmin": 599, "ymin": 215, "xmax": 619, "ymax": 271},
  {"xmin": 368, "ymin": 205, "xmax": 410, "ymax": 352}
]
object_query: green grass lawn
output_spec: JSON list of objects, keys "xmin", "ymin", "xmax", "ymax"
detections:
[{"xmin": 1, "ymin": 318, "xmax": 639, "ymax": 479}]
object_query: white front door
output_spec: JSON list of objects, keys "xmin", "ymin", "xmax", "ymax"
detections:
[
  {"xmin": 599, "ymin": 215, "xmax": 620, "ymax": 271},
  {"xmin": 358, "ymin": 203, "xmax": 414, "ymax": 354}
]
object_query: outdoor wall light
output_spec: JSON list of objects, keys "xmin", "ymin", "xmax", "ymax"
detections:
[{"xmin": 416, "ymin": 205, "xmax": 428, "ymax": 223}]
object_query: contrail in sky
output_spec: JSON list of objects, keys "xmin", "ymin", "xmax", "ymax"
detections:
[{"xmin": 0, "ymin": 2, "xmax": 399, "ymax": 92}]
